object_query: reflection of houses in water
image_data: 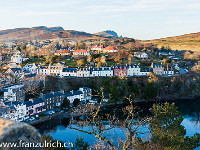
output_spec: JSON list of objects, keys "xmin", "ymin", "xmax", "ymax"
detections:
[{"xmin": 34, "ymin": 118, "xmax": 70, "ymax": 135}]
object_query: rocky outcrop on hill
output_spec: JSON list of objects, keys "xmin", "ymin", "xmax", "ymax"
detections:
[{"xmin": 94, "ymin": 30, "xmax": 119, "ymax": 38}]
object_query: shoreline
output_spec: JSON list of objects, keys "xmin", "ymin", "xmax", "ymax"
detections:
[{"xmin": 30, "ymin": 95, "xmax": 200, "ymax": 126}]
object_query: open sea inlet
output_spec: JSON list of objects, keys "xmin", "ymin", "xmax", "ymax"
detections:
[{"xmin": 35, "ymin": 99, "xmax": 200, "ymax": 149}]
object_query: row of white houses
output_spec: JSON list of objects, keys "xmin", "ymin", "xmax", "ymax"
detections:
[
  {"xmin": 7, "ymin": 63, "xmax": 175, "ymax": 79},
  {"xmin": 31, "ymin": 64, "xmax": 174, "ymax": 77}
]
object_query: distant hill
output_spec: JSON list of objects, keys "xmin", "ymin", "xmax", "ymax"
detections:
[
  {"xmin": 0, "ymin": 26, "xmax": 93, "ymax": 41},
  {"xmin": 149, "ymin": 32, "xmax": 200, "ymax": 51},
  {"xmin": 94, "ymin": 30, "xmax": 119, "ymax": 38}
]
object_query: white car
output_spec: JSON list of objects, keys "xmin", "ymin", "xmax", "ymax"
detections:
[{"xmin": 48, "ymin": 110, "xmax": 55, "ymax": 115}]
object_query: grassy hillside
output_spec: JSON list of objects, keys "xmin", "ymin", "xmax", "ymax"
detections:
[
  {"xmin": 149, "ymin": 32, "xmax": 200, "ymax": 51},
  {"xmin": 0, "ymin": 26, "xmax": 94, "ymax": 41}
]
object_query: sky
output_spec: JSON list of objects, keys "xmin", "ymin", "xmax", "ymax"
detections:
[{"xmin": 0, "ymin": 0, "xmax": 200, "ymax": 40}]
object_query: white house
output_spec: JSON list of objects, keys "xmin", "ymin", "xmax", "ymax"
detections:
[
  {"xmin": 11, "ymin": 101, "xmax": 26, "ymax": 121},
  {"xmin": 134, "ymin": 52, "xmax": 148, "ymax": 59},
  {"xmin": 60, "ymin": 68, "xmax": 77, "ymax": 77},
  {"xmin": 3, "ymin": 85, "xmax": 25, "ymax": 102},
  {"xmin": 23, "ymin": 63, "xmax": 39, "ymax": 74},
  {"xmin": 91, "ymin": 67, "xmax": 113, "ymax": 77},
  {"xmin": 65, "ymin": 92, "xmax": 75, "ymax": 104},
  {"xmin": 127, "ymin": 65, "xmax": 141, "ymax": 76},
  {"xmin": 37, "ymin": 66, "xmax": 50, "ymax": 75},
  {"xmin": 55, "ymin": 50, "xmax": 70, "ymax": 56},
  {"xmin": 73, "ymin": 49, "xmax": 90, "ymax": 56},
  {"xmin": 37, "ymin": 65, "xmax": 64, "ymax": 76},
  {"xmin": 79, "ymin": 87, "xmax": 92, "ymax": 100},
  {"xmin": 11, "ymin": 51, "xmax": 28, "ymax": 64},
  {"xmin": 0, "ymin": 102, "xmax": 26, "ymax": 122},
  {"xmin": 70, "ymin": 90, "xmax": 84, "ymax": 101},
  {"xmin": 77, "ymin": 68, "xmax": 91, "ymax": 77}
]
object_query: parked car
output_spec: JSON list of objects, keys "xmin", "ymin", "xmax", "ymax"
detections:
[
  {"xmin": 29, "ymin": 117, "xmax": 35, "ymax": 122},
  {"xmin": 48, "ymin": 110, "xmax": 55, "ymax": 115}
]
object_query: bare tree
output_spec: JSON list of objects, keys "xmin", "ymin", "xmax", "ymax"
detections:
[{"xmin": 69, "ymin": 87, "xmax": 149, "ymax": 150}]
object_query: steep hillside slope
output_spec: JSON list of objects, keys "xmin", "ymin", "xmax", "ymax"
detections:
[{"xmin": 150, "ymin": 32, "xmax": 200, "ymax": 51}]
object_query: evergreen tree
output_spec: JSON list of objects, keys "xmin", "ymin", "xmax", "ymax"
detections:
[
  {"xmin": 73, "ymin": 136, "xmax": 89, "ymax": 150},
  {"xmin": 61, "ymin": 98, "xmax": 70, "ymax": 110},
  {"xmin": 147, "ymin": 102, "xmax": 200, "ymax": 149},
  {"xmin": 73, "ymin": 98, "xmax": 80, "ymax": 107}
]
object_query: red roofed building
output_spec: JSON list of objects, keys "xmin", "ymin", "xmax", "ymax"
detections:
[
  {"xmin": 73, "ymin": 49, "xmax": 90, "ymax": 56},
  {"xmin": 103, "ymin": 47, "xmax": 118, "ymax": 53},
  {"xmin": 55, "ymin": 50, "xmax": 70, "ymax": 56}
]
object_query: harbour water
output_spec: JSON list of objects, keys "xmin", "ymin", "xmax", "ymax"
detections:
[{"xmin": 36, "ymin": 99, "xmax": 200, "ymax": 149}]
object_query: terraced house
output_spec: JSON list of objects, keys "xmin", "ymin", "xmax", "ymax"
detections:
[
  {"xmin": 151, "ymin": 63, "xmax": 164, "ymax": 75},
  {"xmin": 60, "ymin": 68, "xmax": 77, "ymax": 77},
  {"xmin": 24, "ymin": 98, "xmax": 46, "ymax": 116},
  {"xmin": 114, "ymin": 65, "xmax": 128, "ymax": 77},
  {"xmin": 38, "ymin": 65, "xmax": 64, "ymax": 76},
  {"xmin": 127, "ymin": 65, "xmax": 140, "ymax": 76},
  {"xmin": 91, "ymin": 67, "xmax": 113, "ymax": 77},
  {"xmin": 40, "ymin": 91, "xmax": 65, "ymax": 110},
  {"xmin": 77, "ymin": 67, "xmax": 91, "ymax": 77}
]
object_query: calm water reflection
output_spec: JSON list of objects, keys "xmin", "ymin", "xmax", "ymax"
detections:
[{"xmin": 36, "ymin": 99, "xmax": 200, "ymax": 149}]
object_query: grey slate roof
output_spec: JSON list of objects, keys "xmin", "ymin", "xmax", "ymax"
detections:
[
  {"xmin": 62, "ymin": 68, "xmax": 77, "ymax": 72},
  {"xmin": 91, "ymin": 67, "xmax": 113, "ymax": 71},
  {"xmin": 152, "ymin": 64, "xmax": 164, "ymax": 68},
  {"xmin": 114, "ymin": 65, "xmax": 128, "ymax": 69},
  {"xmin": 5, "ymin": 101, "xmax": 22, "ymax": 106},
  {"xmin": 65, "ymin": 92, "xmax": 74, "ymax": 97},
  {"xmin": 140, "ymin": 68, "xmax": 153, "ymax": 72},
  {"xmin": 72, "ymin": 91, "xmax": 83, "ymax": 95},
  {"xmin": 24, "ymin": 101, "xmax": 33, "ymax": 107},
  {"xmin": 77, "ymin": 68, "xmax": 90, "ymax": 71},
  {"xmin": 24, "ymin": 98, "xmax": 44, "ymax": 107},
  {"xmin": 127, "ymin": 65, "xmax": 140, "ymax": 68},
  {"xmin": 43, "ymin": 92, "xmax": 65, "ymax": 99}
]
